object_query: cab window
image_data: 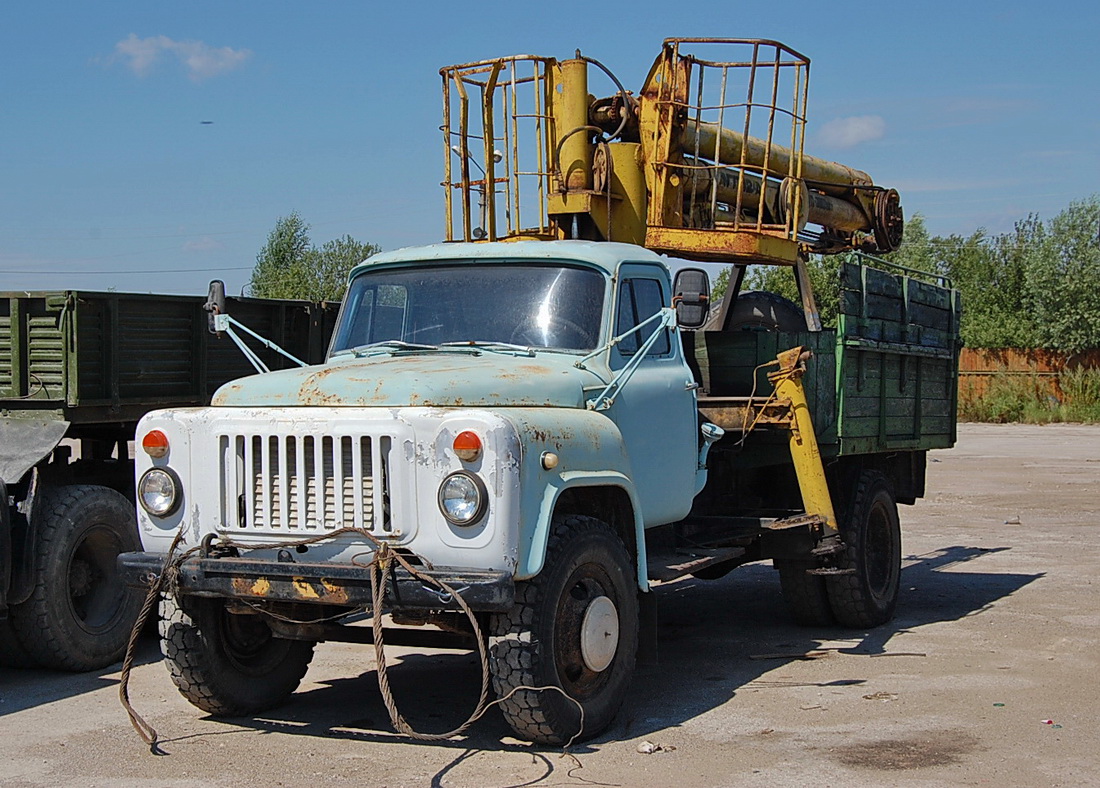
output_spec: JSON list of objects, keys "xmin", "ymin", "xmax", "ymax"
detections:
[{"xmin": 615, "ymin": 278, "xmax": 670, "ymax": 356}]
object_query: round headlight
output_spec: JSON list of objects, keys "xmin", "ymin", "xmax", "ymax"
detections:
[
  {"xmin": 139, "ymin": 468, "xmax": 180, "ymax": 517},
  {"xmin": 437, "ymin": 471, "xmax": 487, "ymax": 526}
]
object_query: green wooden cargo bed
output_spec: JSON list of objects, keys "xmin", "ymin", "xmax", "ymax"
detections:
[{"xmin": 688, "ymin": 259, "xmax": 961, "ymax": 459}]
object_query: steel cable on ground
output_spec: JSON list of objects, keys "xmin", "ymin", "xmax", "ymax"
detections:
[
  {"xmin": 118, "ymin": 528, "xmax": 185, "ymax": 752},
  {"xmin": 118, "ymin": 528, "xmax": 585, "ymax": 750}
]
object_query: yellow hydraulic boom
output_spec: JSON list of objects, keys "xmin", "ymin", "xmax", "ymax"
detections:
[{"xmin": 440, "ymin": 38, "xmax": 904, "ymax": 266}]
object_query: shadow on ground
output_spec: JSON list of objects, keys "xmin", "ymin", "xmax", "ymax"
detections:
[
  {"xmin": 138, "ymin": 543, "xmax": 1041, "ymax": 784},
  {"xmin": 0, "ymin": 635, "xmax": 162, "ymax": 716}
]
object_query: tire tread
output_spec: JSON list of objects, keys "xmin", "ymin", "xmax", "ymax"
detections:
[
  {"xmin": 489, "ymin": 514, "xmax": 637, "ymax": 744},
  {"xmin": 826, "ymin": 470, "xmax": 900, "ymax": 628},
  {"xmin": 159, "ymin": 594, "xmax": 314, "ymax": 716}
]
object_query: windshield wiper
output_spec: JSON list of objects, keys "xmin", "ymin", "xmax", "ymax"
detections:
[
  {"xmin": 441, "ymin": 340, "xmax": 535, "ymax": 356},
  {"xmin": 332, "ymin": 340, "xmax": 440, "ymax": 358}
]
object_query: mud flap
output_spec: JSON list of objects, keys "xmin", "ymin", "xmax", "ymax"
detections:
[
  {"xmin": 0, "ymin": 418, "xmax": 70, "ymax": 486},
  {"xmin": 638, "ymin": 589, "xmax": 659, "ymax": 666},
  {"xmin": 1, "ymin": 480, "xmax": 8, "ymax": 614}
]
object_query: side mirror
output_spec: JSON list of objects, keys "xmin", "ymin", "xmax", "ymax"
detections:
[
  {"xmin": 673, "ymin": 268, "xmax": 710, "ymax": 329},
  {"xmin": 204, "ymin": 280, "xmax": 227, "ymax": 335}
]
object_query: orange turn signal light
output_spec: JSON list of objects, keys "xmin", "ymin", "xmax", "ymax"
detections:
[
  {"xmin": 141, "ymin": 429, "xmax": 170, "ymax": 459},
  {"xmin": 453, "ymin": 431, "xmax": 482, "ymax": 462}
]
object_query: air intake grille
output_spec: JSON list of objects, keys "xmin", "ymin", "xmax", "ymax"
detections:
[{"xmin": 220, "ymin": 433, "xmax": 391, "ymax": 534}]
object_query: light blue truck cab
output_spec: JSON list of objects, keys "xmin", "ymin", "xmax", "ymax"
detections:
[{"xmin": 122, "ymin": 240, "xmax": 720, "ymax": 744}]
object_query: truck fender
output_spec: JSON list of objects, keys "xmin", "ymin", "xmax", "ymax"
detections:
[{"xmin": 519, "ymin": 470, "xmax": 649, "ymax": 592}]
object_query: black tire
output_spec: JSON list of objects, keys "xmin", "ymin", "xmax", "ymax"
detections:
[
  {"xmin": 826, "ymin": 471, "xmax": 902, "ymax": 627},
  {"xmin": 9, "ymin": 485, "xmax": 142, "ymax": 671},
  {"xmin": 160, "ymin": 594, "xmax": 315, "ymax": 716},
  {"xmin": 489, "ymin": 515, "xmax": 639, "ymax": 745},
  {"xmin": 0, "ymin": 615, "xmax": 39, "ymax": 668},
  {"xmin": 706, "ymin": 290, "xmax": 806, "ymax": 332},
  {"xmin": 775, "ymin": 559, "xmax": 835, "ymax": 626}
]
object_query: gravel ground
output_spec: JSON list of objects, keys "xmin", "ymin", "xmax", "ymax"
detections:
[{"xmin": 1, "ymin": 422, "xmax": 1097, "ymax": 787}]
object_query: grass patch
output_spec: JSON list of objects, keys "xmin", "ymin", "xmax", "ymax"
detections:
[{"xmin": 959, "ymin": 367, "xmax": 1100, "ymax": 423}]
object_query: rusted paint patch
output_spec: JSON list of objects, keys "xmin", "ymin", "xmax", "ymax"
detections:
[
  {"xmin": 320, "ymin": 578, "xmax": 350, "ymax": 604},
  {"xmin": 232, "ymin": 576, "xmax": 272, "ymax": 597},
  {"xmin": 292, "ymin": 577, "xmax": 319, "ymax": 599},
  {"xmin": 216, "ymin": 351, "xmax": 599, "ymax": 408}
]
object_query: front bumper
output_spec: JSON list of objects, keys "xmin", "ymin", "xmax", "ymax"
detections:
[{"xmin": 118, "ymin": 551, "xmax": 515, "ymax": 612}]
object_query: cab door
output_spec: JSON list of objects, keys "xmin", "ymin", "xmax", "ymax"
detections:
[{"xmin": 608, "ymin": 263, "xmax": 699, "ymax": 526}]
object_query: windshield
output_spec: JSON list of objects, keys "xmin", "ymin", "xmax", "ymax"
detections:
[{"xmin": 330, "ymin": 263, "xmax": 606, "ymax": 354}]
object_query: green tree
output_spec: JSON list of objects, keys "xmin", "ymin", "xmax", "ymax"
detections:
[
  {"xmin": 885, "ymin": 213, "xmax": 939, "ymax": 275},
  {"xmin": 314, "ymin": 235, "xmax": 380, "ymax": 301},
  {"xmin": 250, "ymin": 212, "xmax": 313, "ymax": 300},
  {"xmin": 711, "ymin": 266, "xmax": 733, "ymax": 301},
  {"xmin": 938, "ymin": 219, "xmax": 1040, "ymax": 348},
  {"xmin": 1025, "ymin": 196, "xmax": 1100, "ymax": 353},
  {"xmin": 250, "ymin": 214, "xmax": 380, "ymax": 301}
]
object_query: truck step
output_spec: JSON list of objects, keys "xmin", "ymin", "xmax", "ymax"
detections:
[
  {"xmin": 763, "ymin": 513, "xmax": 827, "ymax": 531},
  {"xmin": 811, "ymin": 539, "xmax": 846, "ymax": 557},
  {"xmin": 806, "ymin": 567, "xmax": 856, "ymax": 576},
  {"xmin": 647, "ymin": 546, "xmax": 747, "ymax": 584}
]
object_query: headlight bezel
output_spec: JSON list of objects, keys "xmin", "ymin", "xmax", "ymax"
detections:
[
  {"xmin": 437, "ymin": 470, "xmax": 488, "ymax": 526},
  {"xmin": 138, "ymin": 467, "xmax": 181, "ymax": 517}
]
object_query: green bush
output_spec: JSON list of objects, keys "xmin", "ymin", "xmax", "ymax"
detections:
[
  {"xmin": 1059, "ymin": 367, "xmax": 1100, "ymax": 422},
  {"xmin": 959, "ymin": 367, "xmax": 1100, "ymax": 423}
]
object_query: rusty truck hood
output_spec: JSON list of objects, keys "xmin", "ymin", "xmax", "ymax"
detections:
[{"xmin": 210, "ymin": 350, "xmax": 605, "ymax": 408}]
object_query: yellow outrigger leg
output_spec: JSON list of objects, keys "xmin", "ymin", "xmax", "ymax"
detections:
[{"xmin": 767, "ymin": 347, "xmax": 840, "ymax": 541}]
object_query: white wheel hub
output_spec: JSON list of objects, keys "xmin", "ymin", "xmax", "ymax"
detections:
[{"xmin": 580, "ymin": 595, "xmax": 620, "ymax": 672}]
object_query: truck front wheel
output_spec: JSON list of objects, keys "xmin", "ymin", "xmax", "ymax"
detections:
[
  {"xmin": 826, "ymin": 471, "xmax": 902, "ymax": 627},
  {"xmin": 9, "ymin": 484, "xmax": 141, "ymax": 671},
  {"xmin": 160, "ymin": 595, "xmax": 315, "ymax": 716},
  {"xmin": 489, "ymin": 515, "xmax": 639, "ymax": 745}
]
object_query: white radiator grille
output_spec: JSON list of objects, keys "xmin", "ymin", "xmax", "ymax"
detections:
[{"xmin": 219, "ymin": 433, "xmax": 391, "ymax": 534}]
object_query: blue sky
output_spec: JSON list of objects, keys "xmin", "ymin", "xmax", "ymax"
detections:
[{"xmin": 2, "ymin": 2, "xmax": 1096, "ymax": 295}]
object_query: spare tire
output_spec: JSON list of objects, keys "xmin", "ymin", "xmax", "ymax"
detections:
[{"xmin": 722, "ymin": 291, "xmax": 806, "ymax": 332}]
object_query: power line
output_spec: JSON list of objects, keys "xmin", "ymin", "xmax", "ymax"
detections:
[{"xmin": 0, "ymin": 266, "xmax": 253, "ymax": 275}]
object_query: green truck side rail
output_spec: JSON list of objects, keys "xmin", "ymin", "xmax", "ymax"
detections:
[{"xmin": 1, "ymin": 290, "xmax": 339, "ymax": 423}]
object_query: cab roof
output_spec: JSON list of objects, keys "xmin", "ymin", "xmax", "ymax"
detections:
[{"xmin": 350, "ymin": 240, "xmax": 669, "ymax": 279}]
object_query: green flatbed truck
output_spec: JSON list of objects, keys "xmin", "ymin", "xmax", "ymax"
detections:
[{"xmin": 0, "ymin": 290, "xmax": 338, "ymax": 670}]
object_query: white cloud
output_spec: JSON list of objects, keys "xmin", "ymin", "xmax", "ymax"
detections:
[
  {"xmin": 183, "ymin": 236, "xmax": 225, "ymax": 253},
  {"xmin": 113, "ymin": 34, "xmax": 251, "ymax": 81},
  {"xmin": 818, "ymin": 115, "xmax": 886, "ymax": 149}
]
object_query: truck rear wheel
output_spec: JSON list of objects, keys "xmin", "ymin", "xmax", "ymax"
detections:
[
  {"xmin": 0, "ymin": 616, "xmax": 39, "ymax": 668},
  {"xmin": 160, "ymin": 594, "xmax": 315, "ymax": 716},
  {"xmin": 826, "ymin": 471, "xmax": 902, "ymax": 627},
  {"xmin": 489, "ymin": 515, "xmax": 639, "ymax": 745},
  {"xmin": 775, "ymin": 559, "xmax": 835, "ymax": 626},
  {"xmin": 9, "ymin": 485, "xmax": 141, "ymax": 671}
]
